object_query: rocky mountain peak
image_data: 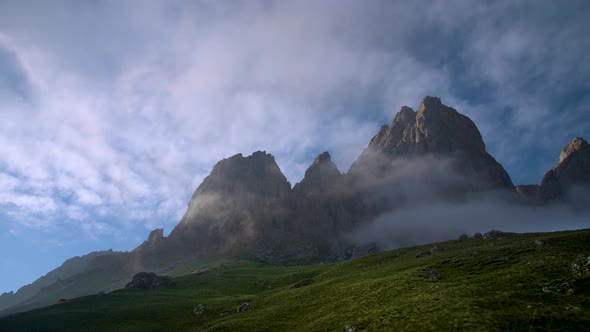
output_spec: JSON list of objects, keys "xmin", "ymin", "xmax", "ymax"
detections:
[
  {"xmin": 147, "ymin": 229, "xmax": 164, "ymax": 244},
  {"xmin": 192, "ymin": 151, "xmax": 291, "ymax": 200},
  {"xmin": 540, "ymin": 137, "xmax": 590, "ymax": 200},
  {"xmin": 351, "ymin": 96, "xmax": 513, "ymax": 191},
  {"xmin": 392, "ymin": 106, "xmax": 416, "ymax": 125},
  {"xmin": 294, "ymin": 151, "xmax": 341, "ymax": 194},
  {"xmin": 559, "ymin": 137, "xmax": 588, "ymax": 164}
]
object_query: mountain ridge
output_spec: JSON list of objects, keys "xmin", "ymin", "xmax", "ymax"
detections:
[{"xmin": 2, "ymin": 96, "xmax": 588, "ymax": 317}]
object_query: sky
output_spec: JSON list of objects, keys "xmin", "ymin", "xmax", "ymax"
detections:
[{"xmin": 0, "ymin": 0, "xmax": 589, "ymax": 294}]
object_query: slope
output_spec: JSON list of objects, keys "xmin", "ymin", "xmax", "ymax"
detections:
[{"xmin": 1, "ymin": 228, "xmax": 589, "ymax": 331}]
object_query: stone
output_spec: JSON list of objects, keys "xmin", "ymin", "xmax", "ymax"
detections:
[
  {"xmin": 237, "ymin": 302, "xmax": 253, "ymax": 313},
  {"xmin": 472, "ymin": 233, "xmax": 483, "ymax": 240},
  {"xmin": 572, "ymin": 255, "xmax": 590, "ymax": 278},
  {"xmin": 344, "ymin": 325, "xmax": 357, "ymax": 332},
  {"xmin": 483, "ymin": 230, "xmax": 505, "ymax": 240},
  {"xmin": 429, "ymin": 270, "xmax": 442, "ymax": 282},
  {"xmin": 292, "ymin": 279, "xmax": 315, "ymax": 289},
  {"xmin": 458, "ymin": 234, "xmax": 469, "ymax": 241},
  {"xmin": 542, "ymin": 279, "xmax": 575, "ymax": 294},
  {"xmin": 565, "ymin": 306, "xmax": 582, "ymax": 311},
  {"xmin": 429, "ymin": 246, "xmax": 442, "ymax": 254},
  {"xmin": 535, "ymin": 240, "xmax": 546, "ymax": 246},
  {"xmin": 193, "ymin": 304, "xmax": 205, "ymax": 315},
  {"xmin": 125, "ymin": 272, "xmax": 171, "ymax": 289},
  {"xmin": 416, "ymin": 252, "xmax": 432, "ymax": 258}
]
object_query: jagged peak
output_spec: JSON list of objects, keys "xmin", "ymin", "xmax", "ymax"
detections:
[
  {"xmin": 294, "ymin": 151, "xmax": 341, "ymax": 194},
  {"xmin": 392, "ymin": 106, "xmax": 416, "ymax": 125},
  {"xmin": 418, "ymin": 95, "xmax": 443, "ymax": 113},
  {"xmin": 559, "ymin": 137, "xmax": 588, "ymax": 164},
  {"xmin": 312, "ymin": 151, "xmax": 332, "ymax": 165},
  {"xmin": 147, "ymin": 228, "xmax": 164, "ymax": 243}
]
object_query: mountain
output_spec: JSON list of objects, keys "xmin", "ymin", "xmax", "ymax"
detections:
[
  {"xmin": 539, "ymin": 137, "xmax": 590, "ymax": 200},
  {"xmin": 350, "ymin": 96, "xmax": 514, "ymax": 192},
  {"xmin": 0, "ymin": 250, "xmax": 119, "ymax": 312},
  {"xmin": 2, "ymin": 96, "xmax": 588, "ymax": 317}
]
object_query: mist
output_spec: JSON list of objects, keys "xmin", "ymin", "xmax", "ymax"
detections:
[{"xmin": 342, "ymin": 154, "xmax": 590, "ymax": 250}]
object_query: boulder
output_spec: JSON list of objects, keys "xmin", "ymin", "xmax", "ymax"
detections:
[
  {"xmin": 416, "ymin": 252, "xmax": 432, "ymax": 258},
  {"xmin": 193, "ymin": 304, "xmax": 205, "ymax": 315},
  {"xmin": 125, "ymin": 272, "xmax": 171, "ymax": 289},
  {"xmin": 237, "ymin": 302, "xmax": 253, "ymax": 313},
  {"xmin": 429, "ymin": 246, "xmax": 442, "ymax": 254},
  {"xmin": 292, "ymin": 279, "xmax": 315, "ymax": 289},
  {"xmin": 483, "ymin": 230, "xmax": 505, "ymax": 240},
  {"xmin": 572, "ymin": 255, "xmax": 590, "ymax": 278},
  {"xmin": 429, "ymin": 270, "xmax": 443, "ymax": 282}
]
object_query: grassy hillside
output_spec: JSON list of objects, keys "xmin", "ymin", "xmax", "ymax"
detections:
[{"xmin": 1, "ymin": 229, "xmax": 589, "ymax": 331}]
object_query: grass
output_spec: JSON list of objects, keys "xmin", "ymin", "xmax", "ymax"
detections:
[{"xmin": 1, "ymin": 229, "xmax": 590, "ymax": 331}]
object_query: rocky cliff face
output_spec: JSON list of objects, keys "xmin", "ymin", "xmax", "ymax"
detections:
[
  {"xmin": 351, "ymin": 96, "xmax": 514, "ymax": 192},
  {"xmin": 293, "ymin": 152, "xmax": 341, "ymax": 194},
  {"xmin": 540, "ymin": 137, "xmax": 590, "ymax": 200}
]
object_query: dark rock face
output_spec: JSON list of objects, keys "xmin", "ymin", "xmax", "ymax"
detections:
[
  {"xmin": 134, "ymin": 229, "xmax": 165, "ymax": 253},
  {"xmin": 125, "ymin": 272, "xmax": 171, "ymax": 289},
  {"xmin": 293, "ymin": 152, "xmax": 341, "ymax": 194},
  {"xmin": 540, "ymin": 137, "xmax": 590, "ymax": 200},
  {"xmin": 350, "ymin": 96, "xmax": 513, "ymax": 192},
  {"xmin": 164, "ymin": 151, "xmax": 293, "ymax": 261},
  {"xmin": 515, "ymin": 185, "xmax": 539, "ymax": 197}
]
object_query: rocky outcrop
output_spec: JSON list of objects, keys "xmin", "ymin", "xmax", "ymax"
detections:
[
  {"xmin": 125, "ymin": 272, "xmax": 171, "ymax": 289},
  {"xmin": 540, "ymin": 137, "xmax": 590, "ymax": 200},
  {"xmin": 134, "ymin": 229, "xmax": 165, "ymax": 253},
  {"xmin": 350, "ymin": 96, "xmax": 513, "ymax": 192}
]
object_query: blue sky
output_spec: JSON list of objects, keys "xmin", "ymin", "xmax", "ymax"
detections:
[{"xmin": 0, "ymin": 0, "xmax": 589, "ymax": 294}]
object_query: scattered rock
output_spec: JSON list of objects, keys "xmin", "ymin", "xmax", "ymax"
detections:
[
  {"xmin": 429, "ymin": 270, "xmax": 442, "ymax": 282},
  {"xmin": 458, "ymin": 234, "xmax": 469, "ymax": 241},
  {"xmin": 565, "ymin": 306, "xmax": 582, "ymax": 311},
  {"xmin": 429, "ymin": 246, "xmax": 442, "ymax": 254},
  {"xmin": 483, "ymin": 230, "xmax": 505, "ymax": 240},
  {"xmin": 292, "ymin": 279, "xmax": 315, "ymax": 289},
  {"xmin": 193, "ymin": 304, "xmax": 205, "ymax": 315},
  {"xmin": 472, "ymin": 233, "xmax": 483, "ymax": 240},
  {"xmin": 237, "ymin": 302, "xmax": 253, "ymax": 313},
  {"xmin": 542, "ymin": 279, "xmax": 575, "ymax": 294},
  {"xmin": 125, "ymin": 272, "xmax": 171, "ymax": 289},
  {"xmin": 58, "ymin": 299, "xmax": 67, "ymax": 303},
  {"xmin": 535, "ymin": 240, "xmax": 546, "ymax": 246},
  {"xmin": 220, "ymin": 312, "xmax": 229, "ymax": 316},
  {"xmin": 416, "ymin": 252, "xmax": 432, "ymax": 258},
  {"xmin": 572, "ymin": 255, "xmax": 590, "ymax": 278},
  {"xmin": 344, "ymin": 325, "xmax": 357, "ymax": 332}
]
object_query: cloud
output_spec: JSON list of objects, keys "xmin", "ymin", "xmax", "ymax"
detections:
[
  {"xmin": 0, "ymin": 0, "xmax": 588, "ymax": 245},
  {"xmin": 347, "ymin": 200, "xmax": 590, "ymax": 251}
]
